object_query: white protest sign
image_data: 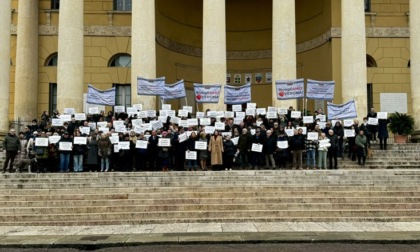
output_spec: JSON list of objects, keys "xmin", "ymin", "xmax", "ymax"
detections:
[
  {"xmin": 247, "ymin": 103, "xmax": 256, "ymax": 109},
  {"xmin": 377, "ymin": 112, "xmax": 388, "ymax": 119},
  {"xmin": 158, "ymin": 138, "xmax": 171, "ymax": 147},
  {"xmin": 297, "ymin": 126, "xmax": 307, "ymax": 135},
  {"xmin": 110, "ymin": 135, "xmax": 119, "ymax": 144},
  {"xmin": 159, "ymin": 110, "xmax": 168, "ymax": 117},
  {"xmin": 317, "ymin": 122, "xmax": 326, "ymax": 129},
  {"xmin": 234, "ymin": 118, "xmax": 243, "ymax": 125},
  {"xmin": 319, "ymin": 139, "xmax": 330, "ymax": 148},
  {"xmin": 74, "ymin": 137, "xmax": 87, "ymax": 145},
  {"xmin": 178, "ymin": 110, "xmax": 188, "ymax": 117},
  {"xmin": 35, "ymin": 138, "xmax": 48, "ymax": 147},
  {"xmin": 59, "ymin": 142, "xmax": 72, "ymax": 151},
  {"xmin": 291, "ymin": 111, "xmax": 301, "ymax": 118},
  {"xmin": 268, "ymin": 107, "xmax": 277, "ymax": 113},
  {"xmin": 132, "ymin": 119, "xmax": 142, "ymax": 127},
  {"xmin": 127, "ymin": 107, "xmax": 138, "ymax": 114},
  {"xmin": 179, "ymin": 120, "xmax": 188, "ymax": 128},
  {"xmin": 114, "ymin": 144, "xmax": 119, "ymax": 153},
  {"xmin": 80, "ymin": 127, "xmax": 90, "ymax": 135},
  {"xmin": 205, "ymin": 126, "xmax": 215, "ymax": 134},
  {"xmin": 185, "ymin": 151, "xmax": 197, "ymax": 160},
  {"xmin": 256, "ymin": 108, "xmax": 266, "ymax": 115},
  {"xmin": 115, "ymin": 125, "xmax": 126, "ymax": 133},
  {"xmin": 138, "ymin": 111, "xmax": 148, "ymax": 118},
  {"xmin": 232, "ymin": 105, "xmax": 242, "ymax": 112},
  {"xmin": 278, "ymin": 108, "xmax": 288, "ymax": 115},
  {"xmin": 118, "ymin": 141, "xmax": 130, "ymax": 150},
  {"xmin": 277, "ymin": 141, "xmax": 288, "ymax": 149},
  {"xmin": 215, "ymin": 122, "xmax": 225, "ymax": 130},
  {"xmin": 113, "ymin": 120, "xmax": 124, "ymax": 127},
  {"xmin": 344, "ymin": 130, "xmax": 356, "ymax": 138},
  {"xmin": 307, "ymin": 132, "xmax": 318, "ymax": 141},
  {"xmin": 59, "ymin": 114, "xmax": 71, "ymax": 122},
  {"xmin": 231, "ymin": 137, "xmax": 239, "ymax": 145},
  {"xmin": 236, "ymin": 112, "xmax": 245, "ymax": 118},
  {"xmin": 158, "ymin": 116, "xmax": 167, "ymax": 123},
  {"xmin": 64, "ymin": 108, "xmax": 75, "ymax": 115},
  {"xmin": 250, "ymin": 129, "xmax": 256, "ymax": 135},
  {"xmin": 167, "ymin": 110, "xmax": 176, "ymax": 118},
  {"xmin": 151, "ymin": 120, "xmax": 164, "ymax": 130},
  {"xmin": 170, "ymin": 116, "xmax": 180, "ymax": 125},
  {"xmin": 266, "ymin": 111, "xmax": 277, "ymax": 119},
  {"xmin": 183, "ymin": 106, "xmax": 193, "ymax": 113},
  {"xmin": 200, "ymin": 118, "xmax": 211, "ymax": 126},
  {"xmin": 343, "ymin": 119, "xmax": 353, "ymax": 127},
  {"xmin": 141, "ymin": 123, "xmax": 152, "ymax": 131},
  {"xmin": 186, "ymin": 131, "xmax": 197, "ymax": 138},
  {"xmin": 285, "ymin": 129, "xmax": 294, "ymax": 137},
  {"xmin": 133, "ymin": 104, "xmax": 143, "ymax": 111},
  {"xmin": 224, "ymin": 111, "xmax": 234, "ymax": 118},
  {"xmin": 216, "ymin": 111, "xmax": 225, "ymax": 118},
  {"xmin": 48, "ymin": 136, "xmax": 61, "ymax": 144},
  {"xmin": 195, "ymin": 141, "xmax": 207, "ymax": 150},
  {"xmin": 178, "ymin": 132, "xmax": 188, "ymax": 143},
  {"xmin": 162, "ymin": 104, "xmax": 171, "ymax": 110},
  {"xmin": 221, "ymin": 132, "xmax": 232, "ymax": 137},
  {"xmin": 97, "ymin": 122, "xmax": 107, "ymax": 128},
  {"xmin": 89, "ymin": 107, "xmax": 99, "ymax": 114},
  {"xmin": 98, "ymin": 127, "xmax": 109, "ymax": 133},
  {"xmin": 303, "ymin": 116, "xmax": 314, "ymax": 124},
  {"xmin": 88, "ymin": 122, "xmax": 97, "ymax": 130},
  {"xmin": 74, "ymin": 113, "xmax": 86, "ymax": 121},
  {"xmin": 251, "ymin": 143, "xmax": 263, "ymax": 152},
  {"xmin": 114, "ymin": 106, "xmax": 125, "ymax": 113},
  {"xmin": 207, "ymin": 111, "xmax": 216, "ymax": 118},
  {"xmin": 136, "ymin": 140, "xmax": 148, "ymax": 149},
  {"xmin": 368, "ymin": 117, "xmax": 378, "ymax": 125},
  {"xmin": 147, "ymin": 110, "xmax": 156, "ymax": 118},
  {"xmin": 52, "ymin": 119, "xmax": 63, "ymax": 127},
  {"xmin": 316, "ymin": 115, "xmax": 326, "ymax": 122},
  {"xmin": 187, "ymin": 118, "xmax": 198, "ymax": 127},
  {"xmin": 196, "ymin": 112, "xmax": 205, "ymax": 118},
  {"xmin": 246, "ymin": 108, "xmax": 255, "ymax": 116}
]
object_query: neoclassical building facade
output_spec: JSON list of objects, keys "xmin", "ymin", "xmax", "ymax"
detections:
[{"xmin": 1, "ymin": 0, "xmax": 419, "ymax": 133}]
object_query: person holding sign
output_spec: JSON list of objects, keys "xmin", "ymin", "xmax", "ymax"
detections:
[
  {"xmin": 208, "ymin": 130, "xmax": 224, "ymax": 170},
  {"xmin": 2, "ymin": 129, "xmax": 21, "ymax": 173},
  {"xmin": 318, "ymin": 133, "xmax": 330, "ymax": 169},
  {"xmin": 290, "ymin": 129, "xmax": 305, "ymax": 170},
  {"xmin": 327, "ymin": 130, "xmax": 339, "ymax": 169},
  {"xmin": 158, "ymin": 131, "xmax": 172, "ymax": 172},
  {"xmin": 378, "ymin": 118, "xmax": 390, "ymax": 150},
  {"xmin": 367, "ymin": 108, "xmax": 378, "ymax": 143},
  {"xmin": 355, "ymin": 130, "xmax": 368, "ymax": 166},
  {"xmin": 34, "ymin": 131, "xmax": 49, "ymax": 173},
  {"xmin": 98, "ymin": 133, "xmax": 112, "ymax": 172},
  {"xmin": 305, "ymin": 130, "xmax": 318, "ymax": 170},
  {"xmin": 275, "ymin": 129, "xmax": 289, "ymax": 169},
  {"xmin": 86, "ymin": 133, "xmax": 99, "ymax": 172},
  {"xmin": 333, "ymin": 121, "xmax": 344, "ymax": 159},
  {"xmin": 237, "ymin": 128, "xmax": 252, "ymax": 169},
  {"xmin": 73, "ymin": 131, "xmax": 86, "ymax": 172},
  {"xmin": 250, "ymin": 129, "xmax": 265, "ymax": 170},
  {"xmin": 197, "ymin": 132, "xmax": 209, "ymax": 171},
  {"xmin": 58, "ymin": 132, "xmax": 72, "ymax": 172},
  {"xmin": 186, "ymin": 131, "xmax": 198, "ymax": 171},
  {"xmin": 223, "ymin": 135, "xmax": 236, "ymax": 170},
  {"xmin": 264, "ymin": 130, "xmax": 277, "ymax": 170}
]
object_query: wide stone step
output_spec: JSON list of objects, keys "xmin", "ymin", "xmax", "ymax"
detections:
[
  {"xmin": 3, "ymin": 196, "xmax": 420, "ymax": 207},
  {"xmin": 2, "ymin": 191, "xmax": 420, "ymax": 201},
  {"xmin": 3, "ymin": 202, "xmax": 420, "ymax": 214},
  {"xmin": 1, "ymin": 209, "xmax": 420, "ymax": 222}
]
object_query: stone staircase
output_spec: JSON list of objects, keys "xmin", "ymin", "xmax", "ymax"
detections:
[{"xmin": 0, "ymin": 144, "xmax": 419, "ymax": 226}]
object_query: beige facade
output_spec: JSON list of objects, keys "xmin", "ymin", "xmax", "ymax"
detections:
[{"xmin": 3, "ymin": 0, "xmax": 417, "ymax": 131}]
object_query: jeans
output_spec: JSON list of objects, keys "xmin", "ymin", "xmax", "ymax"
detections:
[
  {"xmin": 306, "ymin": 149, "xmax": 316, "ymax": 168},
  {"xmin": 60, "ymin": 153, "xmax": 70, "ymax": 172},
  {"xmin": 318, "ymin": 151, "xmax": 327, "ymax": 169},
  {"xmin": 187, "ymin": 159, "xmax": 197, "ymax": 169},
  {"xmin": 101, "ymin": 157, "xmax": 109, "ymax": 171},
  {"xmin": 73, "ymin": 155, "xmax": 83, "ymax": 172}
]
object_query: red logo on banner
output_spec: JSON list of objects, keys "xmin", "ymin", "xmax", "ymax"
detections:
[
  {"xmin": 196, "ymin": 94, "xmax": 202, "ymax": 100},
  {"xmin": 279, "ymin": 91, "xmax": 285, "ymax": 97}
]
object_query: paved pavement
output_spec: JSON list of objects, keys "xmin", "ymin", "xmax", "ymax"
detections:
[{"xmin": 1, "ymin": 222, "xmax": 420, "ymax": 248}]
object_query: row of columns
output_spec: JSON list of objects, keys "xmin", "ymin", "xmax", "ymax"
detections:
[{"xmin": 1, "ymin": 0, "xmax": 419, "ymax": 133}]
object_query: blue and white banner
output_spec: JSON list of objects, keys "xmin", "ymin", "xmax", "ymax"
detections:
[
  {"xmin": 164, "ymin": 80, "xmax": 186, "ymax": 100},
  {"xmin": 306, "ymin": 79, "xmax": 335, "ymax": 100},
  {"xmin": 275, "ymin": 78, "xmax": 305, "ymax": 100},
  {"xmin": 224, "ymin": 83, "xmax": 251, "ymax": 105},
  {"xmin": 327, "ymin": 99, "xmax": 357, "ymax": 120},
  {"xmin": 193, "ymin": 83, "xmax": 221, "ymax": 103},
  {"xmin": 86, "ymin": 84, "xmax": 116, "ymax": 106},
  {"xmin": 137, "ymin": 76, "xmax": 165, "ymax": 96}
]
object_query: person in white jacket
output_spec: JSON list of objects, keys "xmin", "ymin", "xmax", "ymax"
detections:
[{"xmin": 318, "ymin": 133, "xmax": 330, "ymax": 169}]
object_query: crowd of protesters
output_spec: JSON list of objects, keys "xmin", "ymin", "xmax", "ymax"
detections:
[{"xmin": 2, "ymin": 106, "xmax": 388, "ymax": 173}]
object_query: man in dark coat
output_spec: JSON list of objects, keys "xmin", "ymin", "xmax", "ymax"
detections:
[
  {"xmin": 2, "ymin": 129, "xmax": 21, "ymax": 173},
  {"xmin": 327, "ymin": 129, "xmax": 339, "ymax": 169},
  {"xmin": 289, "ymin": 128, "xmax": 305, "ymax": 169}
]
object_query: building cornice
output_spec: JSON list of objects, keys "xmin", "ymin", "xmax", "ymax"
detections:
[{"xmin": 10, "ymin": 25, "xmax": 410, "ymax": 59}]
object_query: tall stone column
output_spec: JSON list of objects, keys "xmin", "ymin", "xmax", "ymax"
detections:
[
  {"xmin": 272, "ymin": 0, "xmax": 297, "ymax": 109},
  {"xmin": 202, "ymin": 0, "xmax": 226, "ymax": 111},
  {"xmin": 14, "ymin": 0, "xmax": 38, "ymax": 121},
  {"xmin": 341, "ymin": 0, "xmax": 367, "ymax": 120},
  {"xmin": 0, "ymin": 0, "xmax": 11, "ymax": 133},
  {"xmin": 131, "ymin": 0, "xmax": 156, "ymax": 110},
  {"xmin": 57, "ymin": 0, "xmax": 84, "ymax": 113},
  {"xmin": 410, "ymin": 0, "xmax": 420, "ymax": 128}
]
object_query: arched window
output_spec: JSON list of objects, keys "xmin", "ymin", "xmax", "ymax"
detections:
[
  {"xmin": 45, "ymin": 53, "xmax": 58, "ymax": 66},
  {"xmin": 366, "ymin": 54, "xmax": 377, "ymax": 67},
  {"xmin": 109, "ymin": 53, "xmax": 131, "ymax": 67}
]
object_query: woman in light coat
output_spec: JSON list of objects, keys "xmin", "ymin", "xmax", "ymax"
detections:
[{"xmin": 208, "ymin": 130, "xmax": 224, "ymax": 170}]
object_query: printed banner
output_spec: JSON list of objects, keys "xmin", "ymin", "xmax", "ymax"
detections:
[
  {"xmin": 193, "ymin": 83, "xmax": 222, "ymax": 103},
  {"xmin": 163, "ymin": 80, "xmax": 186, "ymax": 100},
  {"xmin": 224, "ymin": 83, "xmax": 251, "ymax": 105},
  {"xmin": 86, "ymin": 84, "xmax": 116, "ymax": 106},
  {"xmin": 306, "ymin": 79, "xmax": 335, "ymax": 100},
  {"xmin": 327, "ymin": 99, "xmax": 358, "ymax": 120},
  {"xmin": 137, "ymin": 76, "xmax": 165, "ymax": 96},
  {"xmin": 275, "ymin": 78, "xmax": 305, "ymax": 100}
]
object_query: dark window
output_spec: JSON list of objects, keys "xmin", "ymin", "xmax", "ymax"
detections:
[
  {"xmin": 49, "ymin": 83, "xmax": 57, "ymax": 115},
  {"xmin": 367, "ymin": 83, "xmax": 373, "ymax": 115},
  {"xmin": 46, "ymin": 53, "xmax": 58, "ymax": 66},
  {"xmin": 114, "ymin": 84, "xmax": 131, "ymax": 108},
  {"xmin": 109, "ymin": 54, "xmax": 131, "ymax": 67},
  {"xmin": 51, "ymin": 0, "xmax": 60, "ymax": 10},
  {"xmin": 364, "ymin": 0, "xmax": 371, "ymax": 12},
  {"xmin": 366, "ymin": 54, "xmax": 377, "ymax": 67},
  {"xmin": 408, "ymin": 60, "xmax": 411, "ymax": 68},
  {"xmin": 114, "ymin": 0, "xmax": 132, "ymax": 11}
]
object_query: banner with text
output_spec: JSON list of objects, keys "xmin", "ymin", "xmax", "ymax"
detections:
[
  {"xmin": 193, "ymin": 83, "xmax": 222, "ymax": 103},
  {"xmin": 163, "ymin": 80, "xmax": 186, "ymax": 100},
  {"xmin": 327, "ymin": 99, "xmax": 357, "ymax": 120},
  {"xmin": 86, "ymin": 84, "xmax": 116, "ymax": 106},
  {"xmin": 137, "ymin": 76, "xmax": 165, "ymax": 96},
  {"xmin": 306, "ymin": 79, "xmax": 335, "ymax": 100},
  {"xmin": 224, "ymin": 83, "xmax": 251, "ymax": 105},
  {"xmin": 275, "ymin": 78, "xmax": 305, "ymax": 100}
]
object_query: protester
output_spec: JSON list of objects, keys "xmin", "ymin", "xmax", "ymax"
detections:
[
  {"xmin": 208, "ymin": 130, "xmax": 224, "ymax": 170},
  {"xmin": 223, "ymin": 135, "xmax": 236, "ymax": 170},
  {"xmin": 290, "ymin": 128, "xmax": 305, "ymax": 170},
  {"xmin": 378, "ymin": 118, "xmax": 390, "ymax": 150},
  {"xmin": 98, "ymin": 133, "xmax": 112, "ymax": 172},
  {"xmin": 2, "ymin": 129, "xmax": 20, "ymax": 173},
  {"xmin": 355, "ymin": 130, "xmax": 368, "ymax": 166},
  {"xmin": 327, "ymin": 129, "xmax": 339, "ymax": 169},
  {"xmin": 318, "ymin": 133, "xmax": 330, "ymax": 169},
  {"xmin": 305, "ymin": 130, "xmax": 318, "ymax": 170},
  {"xmin": 58, "ymin": 131, "xmax": 72, "ymax": 172}
]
